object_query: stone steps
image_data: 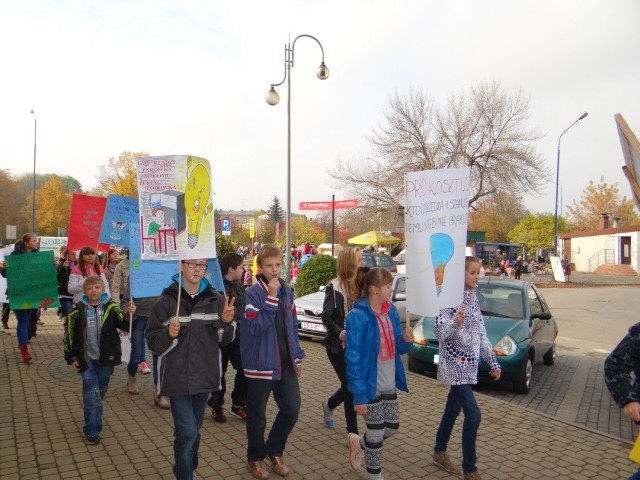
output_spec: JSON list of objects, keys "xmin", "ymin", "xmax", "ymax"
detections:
[{"xmin": 593, "ymin": 263, "xmax": 638, "ymax": 276}]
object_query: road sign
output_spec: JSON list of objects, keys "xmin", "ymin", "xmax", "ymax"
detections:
[
  {"xmin": 299, "ymin": 199, "xmax": 358, "ymax": 210},
  {"xmin": 249, "ymin": 218, "xmax": 255, "ymax": 238},
  {"xmin": 222, "ymin": 218, "xmax": 231, "ymax": 236}
]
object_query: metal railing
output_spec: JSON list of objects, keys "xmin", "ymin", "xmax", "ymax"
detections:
[{"xmin": 588, "ymin": 249, "xmax": 615, "ymax": 271}]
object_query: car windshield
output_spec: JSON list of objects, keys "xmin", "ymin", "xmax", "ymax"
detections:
[{"xmin": 477, "ymin": 285, "xmax": 524, "ymax": 319}]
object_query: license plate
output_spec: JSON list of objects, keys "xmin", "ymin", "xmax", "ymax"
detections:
[
  {"xmin": 300, "ymin": 321, "xmax": 326, "ymax": 333},
  {"xmin": 433, "ymin": 354, "xmax": 440, "ymax": 365}
]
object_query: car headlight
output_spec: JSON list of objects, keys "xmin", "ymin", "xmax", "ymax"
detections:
[
  {"xmin": 295, "ymin": 306, "xmax": 304, "ymax": 316},
  {"xmin": 412, "ymin": 323, "xmax": 426, "ymax": 345},
  {"xmin": 493, "ymin": 335, "xmax": 517, "ymax": 356}
]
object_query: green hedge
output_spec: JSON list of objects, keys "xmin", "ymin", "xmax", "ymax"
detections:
[{"xmin": 294, "ymin": 255, "xmax": 336, "ymax": 297}]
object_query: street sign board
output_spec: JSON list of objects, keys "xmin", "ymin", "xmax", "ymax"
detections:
[
  {"xmin": 221, "ymin": 218, "xmax": 231, "ymax": 236},
  {"xmin": 299, "ymin": 199, "xmax": 358, "ymax": 211}
]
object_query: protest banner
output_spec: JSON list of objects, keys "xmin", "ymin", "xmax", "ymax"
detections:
[
  {"xmin": 404, "ymin": 167, "xmax": 471, "ymax": 318},
  {"xmin": 5, "ymin": 250, "xmax": 59, "ymax": 310},
  {"xmin": 67, "ymin": 194, "xmax": 110, "ymax": 252},
  {"xmin": 99, "ymin": 195, "xmax": 139, "ymax": 246},
  {"xmin": 135, "ymin": 155, "xmax": 216, "ymax": 260},
  {"xmin": 128, "ymin": 219, "xmax": 224, "ymax": 298}
]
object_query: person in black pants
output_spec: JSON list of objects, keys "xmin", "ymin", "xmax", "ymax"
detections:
[
  {"xmin": 207, "ymin": 252, "xmax": 248, "ymax": 422},
  {"xmin": 320, "ymin": 247, "xmax": 366, "ymax": 468}
]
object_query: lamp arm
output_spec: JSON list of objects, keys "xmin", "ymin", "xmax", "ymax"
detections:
[
  {"xmin": 291, "ymin": 34, "xmax": 326, "ymax": 67},
  {"xmin": 269, "ymin": 34, "xmax": 326, "ymax": 88},
  {"xmin": 269, "ymin": 44, "xmax": 288, "ymax": 88}
]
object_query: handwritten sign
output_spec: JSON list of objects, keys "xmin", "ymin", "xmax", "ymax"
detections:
[
  {"xmin": 135, "ymin": 155, "xmax": 217, "ymax": 260},
  {"xmin": 404, "ymin": 167, "xmax": 471, "ymax": 315},
  {"xmin": 67, "ymin": 194, "xmax": 110, "ymax": 252},
  {"xmin": 99, "ymin": 195, "xmax": 139, "ymax": 246},
  {"xmin": 5, "ymin": 250, "xmax": 60, "ymax": 310}
]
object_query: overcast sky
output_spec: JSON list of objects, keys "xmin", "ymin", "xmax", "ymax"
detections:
[{"xmin": 1, "ymin": 0, "xmax": 639, "ymax": 218}]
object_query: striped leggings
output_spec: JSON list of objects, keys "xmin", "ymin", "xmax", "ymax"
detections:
[{"xmin": 362, "ymin": 391, "xmax": 399, "ymax": 478}]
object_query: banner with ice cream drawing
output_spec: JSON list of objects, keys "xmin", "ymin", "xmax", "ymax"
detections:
[
  {"xmin": 404, "ymin": 167, "xmax": 471, "ymax": 317},
  {"xmin": 135, "ymin": 155, "xmax": 216, "ymax": 261}
]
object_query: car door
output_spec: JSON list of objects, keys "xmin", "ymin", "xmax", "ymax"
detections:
[
  {"xmin": 392, "ymin": 275, "xmax": 419, "ymax": 326},
  {"xmin": 527, "ymin": 285, "xmax": 554, "ymax": 360}
]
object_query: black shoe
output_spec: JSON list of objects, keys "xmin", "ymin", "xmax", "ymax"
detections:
[
  {"xmin": 86, "ymin": 435, "xmax": 101, "ymax": 445},
  {"xmin": 211, "ymin": 408, "xmax": 226, "ymax": 423},
  {"xmin": 231, "ymin": 405, "xmax": 248, "ymax": 420}
]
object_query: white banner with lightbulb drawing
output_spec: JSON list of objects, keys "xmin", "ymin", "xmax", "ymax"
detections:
[
  {"xmin": 404, "ymin": 167, "xmax": 471, "ymax": 318},
  {"xmin": 135, "ymin": 155, "xmax": 216, "ymax": 261}
]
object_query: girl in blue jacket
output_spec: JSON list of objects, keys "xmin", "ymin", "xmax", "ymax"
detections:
[{"xmin": 345, "ymin": 267, "xmax": 414, "ymax": 480}]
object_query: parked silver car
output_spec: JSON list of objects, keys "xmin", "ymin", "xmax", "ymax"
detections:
[{"xmin": 296, "ymin": 273, "xmax": 418, "ymax": 339}]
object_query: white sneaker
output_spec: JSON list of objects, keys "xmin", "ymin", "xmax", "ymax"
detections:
[
  {"xmin": 138, "ymin": 361, "xmax": 151, "ymax": 374},
  {"xmin": 348, "ymin": 433, "xmax": 363, "ymax": 471}
]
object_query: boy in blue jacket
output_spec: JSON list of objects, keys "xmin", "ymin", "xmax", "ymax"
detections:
[{"xmin": 241, "ymin": 244, "xmax": 305, "ymax": 480}]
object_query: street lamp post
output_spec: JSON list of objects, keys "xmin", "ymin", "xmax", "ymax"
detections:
[
  {"xmin": 30, "ymin": 109, "xmax": 37, "ymax": 234},
  {"xmin": 553, "ymin": 112, "xmax": 588, "ymax": 255},
  {"xmin": 266, "ymin": 34, "xmax": 330, "ymax": 283}
]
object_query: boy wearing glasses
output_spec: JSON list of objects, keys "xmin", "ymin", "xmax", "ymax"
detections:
[{"xmin": 146, "ymin": 258, "xmax": 236, "ymax": 480}]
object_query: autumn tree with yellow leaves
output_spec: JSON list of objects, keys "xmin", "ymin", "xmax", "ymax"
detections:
[
  {"xmin": 93, "ymin": 151, "xmax": 149, "ymax": 198},
  {"xmin": 21, "ymin": 175, "xmax": 73, "ymax": 236}
]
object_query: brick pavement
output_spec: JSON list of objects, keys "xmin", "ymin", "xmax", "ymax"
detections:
[{"xmin": 1, "ymin": 311, "xmax": 637, "ymax": 479}]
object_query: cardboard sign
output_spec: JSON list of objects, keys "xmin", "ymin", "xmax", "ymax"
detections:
[
  {"xmin": 404, "ymin": 167, "xmax": 471, "ymax": 316},
  {"xmin": 136, "ymin": 155, "xmax": 217, "ymax": 260},
  {"xmin": 67, "ymin": 194, "xmax": 110, "ymax": 252},
  {"xmin": 99, "ymin": 195, "xmax": 139, "ymax": 246},
  {"xmin": 5, "ymin": 250, "xmax": 60, "ymax": 310}
]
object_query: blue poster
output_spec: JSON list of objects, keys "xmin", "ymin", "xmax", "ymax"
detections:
[
  {"xmin": 99, "ymin": 195, "xmax": 139, "ymax": 246},
  {"xmin": 128, "ymin": 221, "xmax": 223, "ymax": 298}
]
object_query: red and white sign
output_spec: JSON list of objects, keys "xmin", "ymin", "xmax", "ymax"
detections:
[{"xmin": 299, "ymin": 199, "xmax": 358, "ymax": 211}]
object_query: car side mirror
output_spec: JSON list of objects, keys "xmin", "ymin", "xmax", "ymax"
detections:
[{"xmin": 531, "ymin": 312, "xmax": 551, "ymax": 320}]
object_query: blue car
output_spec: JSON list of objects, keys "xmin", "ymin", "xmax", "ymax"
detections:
[{"xmin": 408, "ymin": 278, "xmax": 558, "ymax": 394}]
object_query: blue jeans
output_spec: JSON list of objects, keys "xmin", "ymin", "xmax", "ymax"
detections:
[
  {"xmin": 630, "ymin": 467, "xmax": 640, "ymax": 480},
  {"xmin": 127, "ymin": 317, "xmax": 148, "ymax": 377},
  {"xmin": 14, "ymin": 309, "xmax": 35, "ymax": 346},
  {"xmin": 434, "ymin": 384, "xmax": 481, "ymax": 473},
  {"xmin": 80, "ymin": 360, "xmax": 114, "ymax": 439},
  {"xmin": 59, "ymin": 298, "xmax": 74, "ymax": 317},
  {"xmin": 245, "ymin": 363, "xmax": 301, "ymax": 462},
  {"xmin": 169, "ymin": 392, "xmax": 209, "ymax": 480}
]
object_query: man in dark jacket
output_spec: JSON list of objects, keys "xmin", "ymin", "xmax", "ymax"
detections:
[{"xmin": 146, "ymin": 258, "xmax": 235, "ymax": 480}]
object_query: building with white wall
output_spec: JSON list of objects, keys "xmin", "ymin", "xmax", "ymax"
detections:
[{"xmin": 559, "ymin": 215, "xmax": 640, "ymax": 274}]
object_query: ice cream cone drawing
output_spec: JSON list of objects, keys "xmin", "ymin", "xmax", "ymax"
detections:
[{"xmin": 430, "ymin": 233, "xmax": 454, "ymax": 295}]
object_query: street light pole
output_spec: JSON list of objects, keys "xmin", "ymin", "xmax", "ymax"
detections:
[
  {"xmin": 266, "ymin": 34, "xmax": 330, "ymax": 283},
  {"xmin": 30, "ymin": 109, "xmax": 37, "ymax": 234},
  {"xmin": 553, "ymin": 112, "xmax": 588, "ymax": 255}
]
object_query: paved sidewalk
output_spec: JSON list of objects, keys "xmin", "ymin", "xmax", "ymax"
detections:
[{"xmin": 0, "ymin": 311, "xmax": 637, "ymax": 479}]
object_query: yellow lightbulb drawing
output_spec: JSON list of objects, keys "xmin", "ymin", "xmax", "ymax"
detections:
[
  {"xmin": 184, "ymin": 157, "xmax": 212, "ymax": 249},
  {"xmin": 431, "ymin": 233, "xmax": 454, "ymax": 295}
]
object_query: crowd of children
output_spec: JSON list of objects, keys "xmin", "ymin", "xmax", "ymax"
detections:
[{"xmin": 1, "ymin": 235, "xmax": 510, "ymax": 480}]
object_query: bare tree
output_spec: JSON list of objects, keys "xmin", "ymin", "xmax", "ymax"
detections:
[{"xmin": 329, "ymin": 82, "xmax": 548, "ymax": 215}]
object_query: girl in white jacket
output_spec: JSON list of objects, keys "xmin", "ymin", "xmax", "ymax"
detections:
[{"xmin": 67, "ymin": 246, "xmax": 110, "ymax": 304}]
